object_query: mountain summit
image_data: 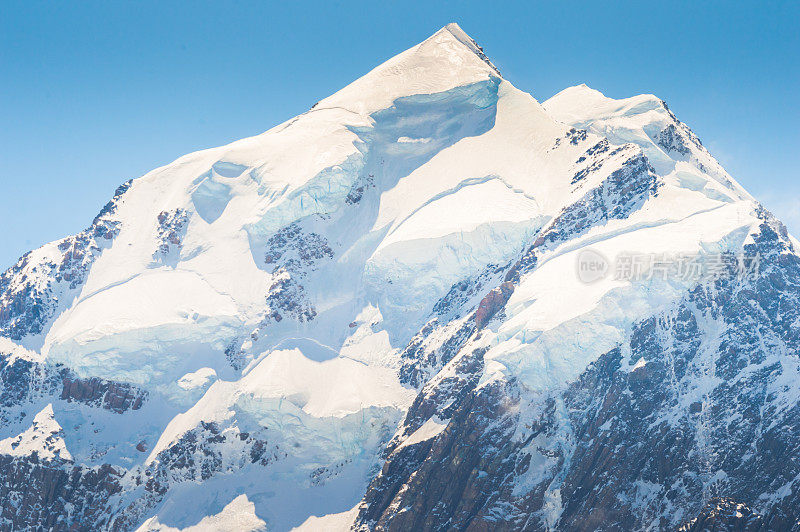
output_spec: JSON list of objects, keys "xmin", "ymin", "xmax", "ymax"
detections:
[
  {"xmin": 316, "ymin": 22, "xmax": 500, "ymax": 115},
  {"xmin": 1, "ymin": 24, "xmax": 799, "ymax": 531}
]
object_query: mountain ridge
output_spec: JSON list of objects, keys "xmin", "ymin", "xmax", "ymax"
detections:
[{"xmin": 0, "ymin": 24, "xmax": 798, "ymax": 531}]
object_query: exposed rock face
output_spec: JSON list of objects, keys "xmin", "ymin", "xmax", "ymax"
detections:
[
  {"xmin": 263, "ymin": 222, "xmax": 334, "ymax": 269},
  {"xmin": 678, "ymin": 498, "xmax": 767, "ymax": 531},
  {"xmin": 0, "ymin": 347, "xmax": 147, "ymax": 419},
  {"xmin": 0, "ymin": 416, "xmax": 287, "ymax": 531},
  {"xmin": 399, "ymin": 318, "xmax": 476, "ymax": 388},
  {"xmin": 60, "ymin": 376, "xmax": 147, "ymax": 414},
  {"xmin": 355, "ymin": 211, "xmax": 800, "ymax": 531},
  {"xmin": 537, "ymin": 152, "xmax": 659, "ymax": 249},
  {"xmin": 0, "ymin": 353, "xmax": 61, "ymax": 419},
  {"xmin": 0, "ymin": 456, "xmax": 123, "ymax": 531},
  {"xmin": 474, "ymin": 281, "xmax": 514, "ymax": 329},
  {"xmin": 357, "ymin": 354, "xmax": 522, "ymax": 531},
  {"xmin": 345, "ymin": 174, "xmax": 376, "ymax": 205},
  {"xmin": 552, "ymin": 127, "xmax": 589, "ymax": 149},
  {"xmin": 502, "ymin": 148, "xmax": 659, "ymax": 287},
  {"xmin": 263, "ymin": 222, "xmax": 334, "ymax": 324},
  {"xmin": 432, "ymin": 265, "xmax": 503, "ymax": 320},
  {"xmin": 658, "ymin": 123, "xmax": 692, "ymax": 156},
  {"xmin": 264, "ymin": 268, "xmax": 318, "ymax": 323},
  {"xmin": 152, "ymin": 208, "xmax": 189, "ymax": 264}
]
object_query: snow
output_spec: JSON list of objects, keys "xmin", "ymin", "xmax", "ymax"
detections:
[
  {"xmin": 43, "ymin": 269, "xmax": 241, "ymax": 385},
  {"xmin": 192, "ymin": 178, "xmax": 233, "ymax": 224},
  {"xmin": 291, "ymin": 505, "xmax": 359, "ymax": 531},
  {"xmin": 211, "ymin": 161, "xmax": 249, "ymax": 179},
  {"xmin": 378, "ymin": 178, "xmax": 541, "ymax": 247},
  {"xmin": 0, "ymin": 21, "xmax": 793, "ymax": 531},
  {"xmin": 237, "ymin": 348, "xmax": 415, "ymax": 418},
  {"xmin": 38, "ymin": 25, "xmax": 595, "ymax": 389},
  {"xmin": 370, "ymin": 81, "xmax": 571, "ymax": 231},
  {"xmin": 339, "ymin": 305, "xmax": 397, "ymax": 367},
  {"xmin": 136, "ymin": 494, "xmax": 265, "ymax": 532},
  {"xmin": 359, "ymin": 79, "xmax": 617, "ymax": 325},
  {"xmin": 543, "ymin": 84, "xmax": 753, "ymax": 203},
  {"xmin": 396, "ymin": 416, "xmax": 448, "ymax": 451},
  {"xmin": 367, "ymin": 173, "xmax": 544, "ymax": 316},
  {"xmin": 0, "ymin": 404, "xmax": 72, "ymax": 461},
  {"xmin": 147, "ymin": 346, "xmax": 415, "ymax": 463},
  {"xmin": 0, "ymin": 337, "xmax": 45, "ymax": 364},
  {"xmin": 315, "ymin": 23, "xmax": 499, "ymax": 116},
  {"xmin": 481, "ymin": 200, "xmax": 761, "ymax": 391},
  {"xmin": 177, "ymin": 367, "xmax": 217, "ymax": 390}
]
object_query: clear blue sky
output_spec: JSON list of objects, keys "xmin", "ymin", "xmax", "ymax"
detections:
[{"xmin": 1, "ymin": 1, "xmax": 798, "ymax": 269}]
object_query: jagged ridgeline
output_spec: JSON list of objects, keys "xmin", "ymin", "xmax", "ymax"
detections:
[{"xmin": 1, "ymin": 23, "xmax": 798, "ymax": 531}]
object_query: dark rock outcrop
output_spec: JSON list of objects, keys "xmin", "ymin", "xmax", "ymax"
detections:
[
  {"xmin": 61, "ymin": 376, "xmax": 147, "ymax": 414},
  {"xmin": 152, "ymin": 208, "xmax": 189, "ymax": 264},
  {"xmin": 474, "ymin": 281, "xmax": 514, "ymax": 329},
  {"xmin": 679, "ymin": 498, "xmax": 766, "ymax": 531},
  {"xmin": 0, "ymin": 456, "xmax": 123, "ymax": 532}
]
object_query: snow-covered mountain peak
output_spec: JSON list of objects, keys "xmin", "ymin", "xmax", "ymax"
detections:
[
  {"xmin": 544, "ymin": 83, "xmax": 752, "ymax": 202},
  {"xmin": 545, "ymin": 83, "xmax": 671, "ymax": 126},
  {"xmin": 315, "ymin": 24, "xmax": 500, "ymax": 115},
  {"xmin": 546, "ymin": 83, "xmax": 607, "ymax": 108},
  {"xmin": 2, "ymin": 25, "xmax": 799, "ymax": 531},
  {"xmin": 436, "ymin": 22, "xmax": 500, "ymax": 74}
]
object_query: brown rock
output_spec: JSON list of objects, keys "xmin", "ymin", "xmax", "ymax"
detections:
[{"xmin": 474, "ymin": 281, "xmax": 514, "ymax": 329}]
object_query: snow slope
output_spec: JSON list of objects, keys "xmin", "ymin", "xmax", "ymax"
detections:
[{"xmin": 0, "ymin": 404, "xmax": 72, "ymax": 461}]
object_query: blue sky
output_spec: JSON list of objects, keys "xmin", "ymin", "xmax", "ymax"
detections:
[{"xmin": 1, "ymin": 1, "xmax": 798, "ymax": 269}]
